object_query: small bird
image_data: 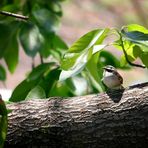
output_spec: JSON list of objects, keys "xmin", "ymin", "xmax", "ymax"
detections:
[{"xmin": 102, "ymin": 65, "xmax": 124, "ymax": 90}]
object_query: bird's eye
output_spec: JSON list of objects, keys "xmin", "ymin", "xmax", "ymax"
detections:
[{"xmin": 107, "ymin": 69, "xmax": 113, "ymax": 72}]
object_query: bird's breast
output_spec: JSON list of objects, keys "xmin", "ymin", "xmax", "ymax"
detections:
[{"xmin": 102, "ymin": 73, "xmax": 121, "ymax": 88}]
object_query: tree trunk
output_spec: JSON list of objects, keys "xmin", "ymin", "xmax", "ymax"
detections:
[{"xmin": 5, "ymin": 82, "xmax": 148, "ymax": 148}]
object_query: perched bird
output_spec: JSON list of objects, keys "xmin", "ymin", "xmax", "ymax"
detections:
[{"xmin": 102, "ymin": 65, "xmax": 124, "ymax": 90}]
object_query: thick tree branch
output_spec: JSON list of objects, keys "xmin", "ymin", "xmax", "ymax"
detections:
[{"xmin": 5, "ymin": 82, "xmax": 148, "ymax": 148}]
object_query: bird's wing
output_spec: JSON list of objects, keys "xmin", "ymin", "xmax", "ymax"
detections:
[{"xmin": 117, "ymin": 72, "xmax": 123, "ymax": 84}]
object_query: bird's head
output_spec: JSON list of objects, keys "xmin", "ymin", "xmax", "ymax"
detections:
[{"xmin": 103, "ymin": 65, "xmax": 117, "ymax": 73}]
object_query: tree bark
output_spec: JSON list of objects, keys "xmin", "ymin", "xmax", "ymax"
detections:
[{"xmin": 5, "ymin": 82, "xmax": 148, "ymax": 148}]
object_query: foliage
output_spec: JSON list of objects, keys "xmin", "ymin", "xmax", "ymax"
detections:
[
  {"xmin": 0, "ymin": 96, "xmax": 7, "ymax": 148},
  {"xmin": 0, "ymin": 2, "xmax": 148, "ymax": 103},
  {"xmin": 59, "ymin": 24, "xmax": 148, "ymax": 92},
  {"xmin": 9, "ymin": 24, "xmax": 148, "ymax": 101}
]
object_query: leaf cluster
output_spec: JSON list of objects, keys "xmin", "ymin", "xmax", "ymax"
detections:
[{"xmin": 0, "ymin": 1, "xmax": 147, "ymax": 103}]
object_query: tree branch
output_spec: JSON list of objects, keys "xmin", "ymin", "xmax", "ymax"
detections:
[
  {"xmin": 5, "ymin": 82, "xmax": 148, "ymax": 148},
  {"xmin": 0, "ymin": 10, "xmax": 29, "ymax": 20}
]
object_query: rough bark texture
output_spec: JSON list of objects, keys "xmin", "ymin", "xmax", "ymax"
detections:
[{"xmin": 4, "ymin": 82, "xmax": 148, "ymax": 148}]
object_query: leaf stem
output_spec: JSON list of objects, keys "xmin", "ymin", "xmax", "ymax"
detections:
[
  {"xmin": 119, "ymin": 32, "xmax": 146, "ymax": 69},
  {"xmin": 31, "ymin": 57, "xmax": 35, "ymax": 70},
  {"xmin": 39, "ymin": 54, "xmax": 44, "ymax": 64},
  {"xmin": 0, "ymin": 10, "xmax": 29, "ymax": 20}
]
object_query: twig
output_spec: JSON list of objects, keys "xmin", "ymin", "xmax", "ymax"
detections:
[
  {"xmin": 0, "ymin": 10, "xmax": 29, "ymax": 20},
  {"xmin": 39, "ymin": 54, "xmax": 44, "ymax": 64},
  {"xmin": 119, "ymin": 33, "xmax": 146, "ymax": 69},
  {"xmin": 32, "ymin": 57, "xmax": 35, "ymax": 70}
]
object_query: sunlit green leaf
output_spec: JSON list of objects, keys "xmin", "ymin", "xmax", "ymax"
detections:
[
  {"xmin": 59, "ymin": 49, "xmax": 92, "ymax": 81},
  {"xmin": 120, "ymin": 55, "xmax": 127, "ymax": 67},
  {"xmin": 60, "ymin": 28, "xmax": 110, "ymax": 81},
  {"xmin": 92, "ymin": 44, "xmax": 106, "ymax": 54},
  {"xmin": 86, "ymin": 53, "xmax": 104, "ymax": 92},
  {"xmin": 61, "ymin": 53, "xmax": 80, "ymax": 70},
  {"xmin": 121, "ymin": 28, "xmax": 148, "ymax": 52},
  {"xmin": 114, "ymin": 36, "xmax": 144, "ymax": 67},
  {"xmin": 25, "ymin": 85, "xmax": 46, "ymax": 100},
  {"xmin": 66, "ymin": 28, "xmax": 109, "ymax": 53},
  {"xmin": 66, "ymin": 76, "xmax": 88, "ymax": 96},
  {"xmin": 125, "ymin": 24, "xmax": 148, "ymax": 33}
]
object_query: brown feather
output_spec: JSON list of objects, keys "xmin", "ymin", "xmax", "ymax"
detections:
[{"xmin": 114, "ymin": 71, "xmax": 123, "ymax": 84}]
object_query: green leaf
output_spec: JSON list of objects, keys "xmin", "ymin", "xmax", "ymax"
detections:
[
  {"xmin": 60, "ymin": 28, "xmax": 110, "ymax": 81},
  {"xmin": 0, "ymin": 97, "xmax": 7, "ymax": 148},
  {"xmin": 64, "ymin": 28, "xmax": 109, "ymax": 54},
  {"xmin": 38, "ymin": 32, "xmax": 53, "ymax": 58},
  {"xmin": 133, "ymin": 45, "xmax": 143, "ymax": 57},
  {"xmin": 52, "ymin": 34, "xmax": 68, "ymax": 50},
  {"xmin": 39, "ymin": 33, "xmax": 68, "ymax": 59},
  {"xmin": 125, "ymin": 24, "xmax": 148, "ymax": 33},
  {"xmin": 121, "ymin": 27, "xmax": 148, "ymax": 52},
  {"xmin": 60, "ymin": 53, "xmax": 80, "ymax": 70},
  {"xmin": 27, "ymin": 63, "xmax": 53, "ymax": 81},
  {"xmin": 0, "ymin": 65, "xmax": 6, "ymax": 81},
  {"xmin": 49, "ymin": 81, "xmax": 73, "ymax": 97},
  {"xmin": 25, "ymin": 85, "xmax": 46, "ymax": 100},
  {"xmin": 140, "ymin": 52, "xmax": 148, "ymax": 67},
  {"xmin": 65, "ymin": 76, "xmax": 89, "ymax": 96},
  {"xmin": 10, "ymin": 63, "xmax": 59, "ymax": 101},
  {"xmin": 92, "ymin": 44, "xmax": 107, "ymax": 54},
  {"xmin": 47, "ymin": 1, "xmax": 63, "ymax": 16},
  {"xmin": 86, "ymin": 53, "xmax": 104, "ymax": 92},
  {"xmin": 114, "ymin": 37, "xmax": 143, "ymax": 67},
  {"xmin": 32, "ymin": 8, "xmax": 60, "ymax": 33},
  {"xmin": 9, "ymin": 79, "xmax": 39, "ymax": 102},
  {"xmin": 99, "ymin": 50, "xmax": 121, "ymax": 68},
  {"xmin": 39, "ymin": 68, "xmax": 61, "ymax": 97},
  {"xmin": 19, "ymin": 22, "xmax": 44, "ymax": 57},
  {"xmin": 59, "ymin": 49, "xmax": 92, "ymax": 81},
  {"xmin": 0, "ymin": 23, "xmax": 11, "ymax": 58},
  {"xmin": 2, "ymin": 4, "xmax": 19, "ymax": 12},
  {"xmin": 4, "ymin": 31, "xmax": 18, "ymax": 73},
  {"xmin": 122, "ymin": 30, "xmax": 148, "ymax": 41},
  {"xmin": 120, "ymin": 55, "xmax": 127, "ymax": 67}
]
